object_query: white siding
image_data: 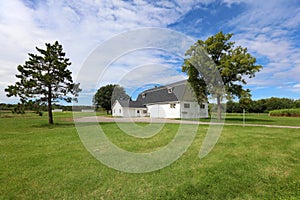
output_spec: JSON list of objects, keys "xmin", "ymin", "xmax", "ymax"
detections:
[
  {"xmin": 147, "ymin": 103, "xmax": 180, "ymax": 118},
  {"xmin": 112, "ymin": 100, "xmax": 147, "ymax": 117},
  {"xmin": 136, "ymin": 109, "xmax": 148, "ymax": 117},
  {"xmin": 180, "ymin": 102, "xmax": 208, "ymax": 118},
  {"xmin": 112, "ymin": 100, "xmax": 208, "ymax": 119},
  {"xmin": 200, "ymin": 103, "xmax": 209, "ymax": 118},
  {"xmin": 53, "ymin": 109, "xmax": 63, "ymax": 112},
  {"xmin": 112, "ymin": 101, "xmax": 124, "ymax": 117},
  {"xmin": 121, "ymin": 107, "xmax": 147, "ymax": 117}
]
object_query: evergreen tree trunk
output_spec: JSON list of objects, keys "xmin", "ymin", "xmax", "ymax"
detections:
[
  {"xmin": 48, "ymin": 86, "xmax": 53, "ymax": 124},
  {"xmin": 217, "ymin": 95, "xmax": 222, "ymax": 120}
]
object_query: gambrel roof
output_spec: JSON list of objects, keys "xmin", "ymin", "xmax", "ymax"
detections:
[
  {"xmin": 136, "ymin": 80, "xmax": 195, "ymax": 105},
  {"xmin": 113, "ymin": 80, "xmax": 201, "ymax": 109},
  {"xmin": 114, "ymin": 80, "xmax": 198, "ymax": 108}
]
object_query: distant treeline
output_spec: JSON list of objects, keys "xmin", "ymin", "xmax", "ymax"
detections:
[
  {"xmin": 0, "ymin": 103, "xmax": 95, "ymax": 113},
  {"xmin": 226, "ymin": 97, "xmax": 300, "ymax": 113}
]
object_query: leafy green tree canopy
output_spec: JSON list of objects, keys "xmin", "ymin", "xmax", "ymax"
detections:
[
  {"xmin": 93, "ymin": 84, "xmax": 130, "ymax": 114},
  {"xmin": 5, "ymin": 41, "xmax": 81, "ymax": 124},
  {"xmin": 226, "ymin": 97, "xmax": 298, "ymax": 113},
  {"xmin": 183, "ymin": 31, "xmax": 262, "ymax": 119}
]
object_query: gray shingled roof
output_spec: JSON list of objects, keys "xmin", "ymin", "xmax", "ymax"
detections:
[
  {"xmin": 136, "ymin": 80, "xmax": 193, "ymax": 104},
  {"xmin": 117, "ymin": 100, "xmax": 146, "ymax": 108},
  {"xmin": 116, "ymin": 80, "xmax": 197, "ymax": 108},
  {"xmin": 136, "ymin": 88, "xmax": 178, "ymax": 104}
]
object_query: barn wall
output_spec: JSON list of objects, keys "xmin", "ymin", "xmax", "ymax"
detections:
[
  {"xmin": 112, "ymin": 101, "xmax": 124, "ymax": 117},
  {"xmin": 147, "ymin": 103, "xmax": 180, "ymax": 118},
  {"xmin": 180, "ymin": 101, "xmax": 208, "ymax": 118}
]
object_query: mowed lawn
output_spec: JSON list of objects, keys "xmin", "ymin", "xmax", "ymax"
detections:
[
  {"xmin": 0, "ymin": 112, "xmax": 300, "ymax": 199},
  {"xmin": 201, "ymin": 113, "xmax": 300, "ymax": 127}
]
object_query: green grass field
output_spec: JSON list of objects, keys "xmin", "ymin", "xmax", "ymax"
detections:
[
  {"xmin": 1, "ymin": 112, "xmax": 300, "ymax": 199},
  {"xmin": 200, "ymin": 113, "xmax": 300, "ymax": 127}
]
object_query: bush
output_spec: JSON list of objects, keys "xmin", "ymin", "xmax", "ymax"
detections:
[
  {"xmin": 11, "ymin": 104, "xmax": 25, "ymax": 114},
  {"xmin": 269, "ymin": 108, "xmax": 300, "ymax": 117}
]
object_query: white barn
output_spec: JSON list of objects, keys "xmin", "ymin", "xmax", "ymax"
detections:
[{"xmin": 112, "ymin": 80, "xmax": 208, "ymax": 119}]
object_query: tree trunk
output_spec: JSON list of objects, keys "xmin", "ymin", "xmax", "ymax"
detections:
[
  {"xmin": 217, "ymin": 95, "xmax": 222, "ymax": 120},
  {"xmin": 48, "ymin": 86, "xmax": 53, "ymax": 124}
]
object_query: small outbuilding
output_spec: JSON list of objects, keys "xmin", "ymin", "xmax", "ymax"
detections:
[{"xmin": 112, "ymin": 100, "xmax": 147, "ymax": 117}]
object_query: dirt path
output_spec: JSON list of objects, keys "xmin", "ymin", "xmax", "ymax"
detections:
[{"xmin": 74, "ymin": 116, "xmax": 300, "ymax": 129}]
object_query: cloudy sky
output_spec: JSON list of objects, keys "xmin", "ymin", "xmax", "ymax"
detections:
[{"xmin": 0, "ymin": 0, "xmax": 299, "ymax": 105}]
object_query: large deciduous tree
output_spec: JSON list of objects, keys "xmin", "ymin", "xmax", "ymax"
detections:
[
  {"xmin": 93, "ymin": 84, "xmax": 130, "ymax": 114},
  {"xmin": 5, "ymin": 41, "xmax": 81, "ymax": 124},
  {"xmin": 182, "ymin": 31, "xmax": 262, "ymax": 119}
]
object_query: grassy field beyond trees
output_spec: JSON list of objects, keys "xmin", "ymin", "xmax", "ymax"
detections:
[
  {"xmin": 0, "ymin": 112, "xmax": 300, "ymax": 199},
  {"xmin": 269, "ymin": 108, "xmax": 300, "ymax": 117}
]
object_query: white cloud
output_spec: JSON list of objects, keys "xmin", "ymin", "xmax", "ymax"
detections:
[
  {"xmin": 226, "ymin": 0, "xmax": 300, "ymax": 93},
  {"xmin": 0, "ymin": 0, "xmax": 201, "ymax": 104},
  {"xmin": 290, "ymin": 83, "xmax": 300, "ymax": 93},
  {"xmin": 293, "ymin": 84, "xmax": 300, "ymax": 88},
  {"xmin": 222, "ymin": 0, "xmax": 243, "ymax": 7},
  {"xmin": 73, "ymin": 28, "xmax": 194, "ymax": 104}
]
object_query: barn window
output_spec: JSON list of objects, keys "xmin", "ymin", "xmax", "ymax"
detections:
[
  {"xmin": 184, "ymin": 103, "xmax": 190, "ymax": 108},
  {"xmin": 170, "ymin": 103, "xmax": 176, "ymax": 108},
  {"xmin": 119, "ymin": 109, "xmax": 122, "ymax": 113},
  {"xmin": 137, "ymin": 110, "xmax": 140, "ymax": 114},
  {"xmin": 200, "ymin": 104, "xmax": 205, "ymax": 109},
  {"xmin": 143, "ymin": 110, "xmax": 147, "ymax": 114}
]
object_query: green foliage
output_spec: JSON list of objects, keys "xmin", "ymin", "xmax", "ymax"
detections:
[
  {"xmin": 264, "ymin": 97, "xmax": 295, "ymax": 112},
  {"xmin": 183, "ymin": 31, "xmax": 262, "ymax": 119},
  {"xmin": 294, "ymin": 99, "xmax": 300, "ymax": 108},
  {"xmin": 0, "ymin": 103, "xmax": 15, "ymax": 110},
  {"xmin": 239, "ymin": 95, "xmax": 252, "ymax": 110},
  {"xmin": 227, "ymin": 97, "xmax": 299, "ymax": 113},
  {"xmin": 11, "ymin": 103, "xmax": 25, "ymax": 114},
  {"xmin": 182, "ymin": 61, "xmax": 208, "ymax": 104},
  {"xmin": 5, "ymin": 41, "xmax": 81, "ymax": 124},
  {"xmin": 93, "ymin": 84, "xmax": 130, "ymax": 113},
  {"xmin": 226, "ymin": 100, "xmax": 243, "ymax": 113},
  {"xmin": 24, "ymin": 100, "xmax": 46, "ymax": 116},
  {"xmin": 269, "ymin": 108, "xmax": 300, "ymax": 117}
]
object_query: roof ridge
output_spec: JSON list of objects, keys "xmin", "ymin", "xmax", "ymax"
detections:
[{"xmin": 142, "ymin": 79, "xmax": 187, "ymax": 93}]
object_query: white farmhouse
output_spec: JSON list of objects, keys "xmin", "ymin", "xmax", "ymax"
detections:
[{"xmin": 112, "ymin": 80, "xmax": 208, "ymax": 119}]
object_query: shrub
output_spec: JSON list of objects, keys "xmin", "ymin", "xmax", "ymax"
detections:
[{"xmin": 269, "ymin": 108, "xmax": 300, "ymax": 117}]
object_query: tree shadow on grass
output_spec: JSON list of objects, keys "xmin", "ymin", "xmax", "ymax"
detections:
[
  {"xmin": 32, "ymin": 122, "xmax": 76, "ymax": 129},
  {"xmin": 0, "ymin": 115, "xmax": 15, "ymax": 118}
]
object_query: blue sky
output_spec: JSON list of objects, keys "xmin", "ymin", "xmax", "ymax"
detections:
[{"xmin": 0, "ymin": 0, "xmax": 299, "ymax": 105}]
